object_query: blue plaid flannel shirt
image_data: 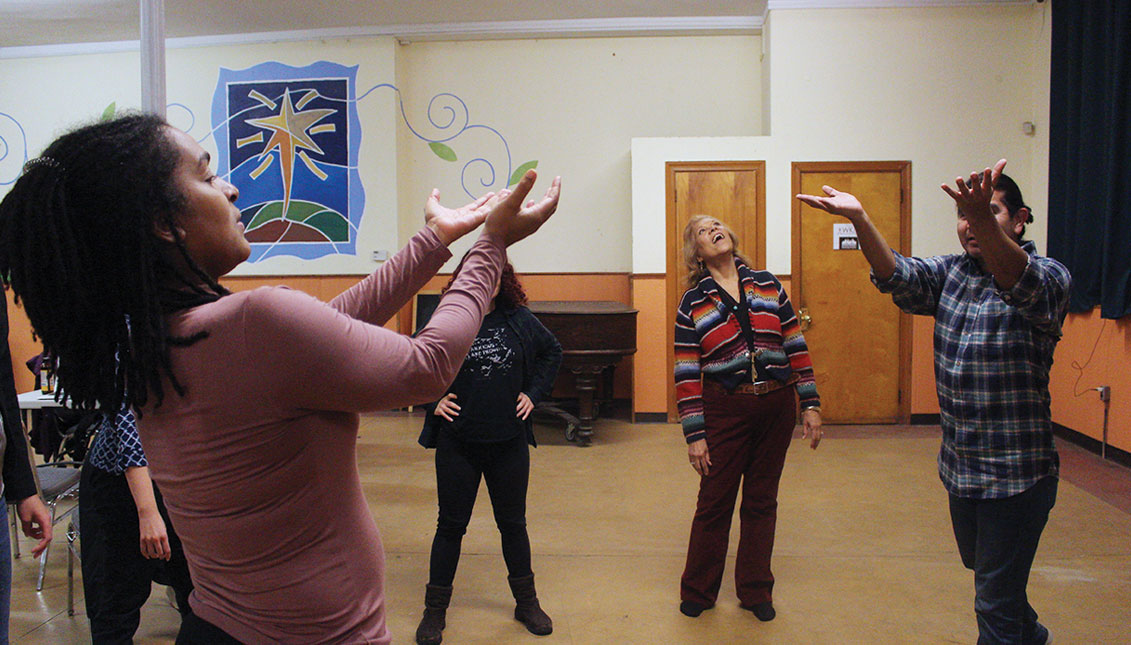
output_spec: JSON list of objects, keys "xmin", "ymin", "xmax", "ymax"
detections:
[
  {"xmin": 87, "ymin": 406, "xmax": 146, "ymax": 474},
  {"xmin": 873, "ymin": 241, "xmax": 1071, "ymax": 499}
]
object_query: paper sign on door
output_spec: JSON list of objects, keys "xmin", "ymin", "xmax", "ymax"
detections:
[{"xmin": 833, "ymin": 222, "xmax": 858, "ymax": 250}]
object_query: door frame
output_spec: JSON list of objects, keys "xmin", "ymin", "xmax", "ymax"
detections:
[
  {"xmin": 791, "ymin": 161, "xmax": 913, "ymax": 423},
  {"xmin": 665, "ymin": 161, "xmax": 767, "ymax": 422}
]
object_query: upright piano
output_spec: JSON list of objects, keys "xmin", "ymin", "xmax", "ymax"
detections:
[{"xmin": 528, "ymin": 301, "xmax": 637, "ymax": 445}]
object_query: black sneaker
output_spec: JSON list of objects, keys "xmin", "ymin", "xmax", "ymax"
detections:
[
  {"xmin": 679, "ymin": 601, "xmax": 713, "ymax": 617},
  {"xmin": 741, "ymin": 601, "xmax": 776, "ymax": 622}
]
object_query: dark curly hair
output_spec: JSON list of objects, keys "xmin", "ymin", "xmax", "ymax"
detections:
[
  {"xmin": 0, "ymin": 113, "xmax": 228, "ymax": 414},
  {"xmin": 443, "ymin": 252, "xmax": 527, "ymax": 310}
]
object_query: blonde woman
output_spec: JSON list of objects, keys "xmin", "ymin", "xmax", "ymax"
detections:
[{"xmin": 673, "ymin": 215, "xmax": 822, "ymax": 621}]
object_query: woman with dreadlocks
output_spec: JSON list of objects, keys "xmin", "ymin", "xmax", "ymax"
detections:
[{"xmin": 0, "ymin": 113, "xmax": 560, "ymax": 644}]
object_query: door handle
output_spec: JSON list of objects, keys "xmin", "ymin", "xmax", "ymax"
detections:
[{"xmin": 799, "ymin": 307, "xmax": 812, "ymax": 331}]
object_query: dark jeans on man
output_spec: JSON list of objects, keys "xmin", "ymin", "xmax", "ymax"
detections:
[
  {"xmin": 681, "ymin": 385, "xmax": 796, "ymax": 607},
  {"xmin": 949, "ymin": 475, "xmax": 1057, "ymax": 645},
  {"xmin": 428, "ymin": 430, "xmax": 532, "ymax": 587},
  {"xmin": 80, "ymin": 463, "xmax": 193, "ymax": 644}
]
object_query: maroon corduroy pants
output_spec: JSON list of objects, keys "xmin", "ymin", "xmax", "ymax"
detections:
[{"xmin": 680, "ymin": 384, "xmax": 797, "ymax": 607}]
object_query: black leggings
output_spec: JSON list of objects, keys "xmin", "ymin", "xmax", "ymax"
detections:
[{"xmin": 428, "ymin": 431, "xmax": 532, "ymax": 586}]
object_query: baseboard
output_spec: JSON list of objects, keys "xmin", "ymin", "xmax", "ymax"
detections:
[
  {"xmin": 633, "ymin": 412, "xmax": 669, "ymax": 423},
  {"xmin": 1053, "ymin": 422, "xmax": 1131, "ymax": 469},
  {"xmin": 910, "ymin": 413, "xmax": 941, "ymax": 425}
]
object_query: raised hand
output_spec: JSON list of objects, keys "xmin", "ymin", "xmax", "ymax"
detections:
[
  {"xmin": 941, "ymin": 158, "xmax": 1007, "ymax": 223},
  {"xmin": 482, "ymin": 170, "xmax": 561, "ymax": 246},
  {"xmin": 424, "ymin": 189, "xmax": 497, "ymax": 246},
  {"xmin": 796, "ymin": 186, "xmax": 866, "ymax": 221}
]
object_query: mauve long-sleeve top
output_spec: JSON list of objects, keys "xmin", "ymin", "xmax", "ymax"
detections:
[{"xmin": 137, "ymin": 227, "xmax": 505, "ymax": 644}]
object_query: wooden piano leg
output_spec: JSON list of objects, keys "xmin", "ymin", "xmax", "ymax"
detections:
[{"xmin": 572, "ymin": 367, "xmax": 602, "ymax": 446}]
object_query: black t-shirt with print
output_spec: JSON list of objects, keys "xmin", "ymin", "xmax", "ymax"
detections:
[{"xmin": 442, "ymin": 308, "xmax": 526, "ymax": 442}]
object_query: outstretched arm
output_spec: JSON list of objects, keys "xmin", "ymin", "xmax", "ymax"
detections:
[{"xmin": 796, "ymin": 187, "xmax": 897, "ymax": 281}]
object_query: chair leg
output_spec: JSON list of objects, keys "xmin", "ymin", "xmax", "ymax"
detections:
[
  {"xmin": 36, "ymin": 501, "xmax": 57, "ymax": 592},
  {"xmin": 9, "ymin": 504, "xmax": 19, "ymax": 559},
  {"xmin": 66, "ymin": 536, "xmax": 74, "ymax": 616}
]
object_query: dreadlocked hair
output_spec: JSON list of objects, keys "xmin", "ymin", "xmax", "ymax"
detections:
[
  {"xmin": 443, "ymin": 252, "xmax": 528, "ymax": 311},
  {"xmin": 0, "ymin": 112, "xmax": 229, "ymax": 414}
]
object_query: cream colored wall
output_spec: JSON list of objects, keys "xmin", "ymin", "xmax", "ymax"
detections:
[
  {"xmin": 0, "ymin": 37, "xmax": 400, "ymax": 276},
  {"xmin": 632, "ymin": 3, "xmax": 1052, "ymax": 274},
  {"xmin": 0, "ymin": 51, "xmax": 142, "ymax": 179},
  {"xmin": 767, "ymin": 5, "xmax": 1051, "ymax": 259},
  {"xmin": 394, "ymin": 35, "xmax": 762, "ymax": 273},
  {"xmin": 629, "ymin": 3, "xmax": 1052, "ymax": 416}
]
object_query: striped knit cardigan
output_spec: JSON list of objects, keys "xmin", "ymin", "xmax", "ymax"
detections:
[{"xmin": 674, "ymin": 260, "xmax": 821, "ymax": 443}]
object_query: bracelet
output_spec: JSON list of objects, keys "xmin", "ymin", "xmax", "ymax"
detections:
[{"xmin": 803, "ymin": 406, "xmax": 822, "ymax": 414}]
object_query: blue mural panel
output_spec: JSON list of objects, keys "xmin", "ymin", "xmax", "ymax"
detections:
[{"xmin": 211, "ymin": 62, "xmax": 364, "ymax": 262}]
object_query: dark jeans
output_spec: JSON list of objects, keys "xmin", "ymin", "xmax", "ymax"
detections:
[
  {"xmin": 681, "ymin": 385, "xmax": 796, "ymax": 607},
  {"xmin": 0, "ymin": 503, "xmax": 11, "ymax": 645},
  {"xmin": 949, "ymin": 476, "xmax": 1057, "ymax": 645},
  {"xmin": 80, "ymin": 462, "xmax": 194, "ymax": 644},
  {"xmin": 428, "ymin": 431, "xmax": 532, "ymax": 587}
]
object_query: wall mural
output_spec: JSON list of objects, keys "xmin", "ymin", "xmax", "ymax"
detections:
[
  {"xmin": 209, "ymin": 61, "xmax": 360, "ymax": 262},
  {"xmin": 1, "ymin": 59, "xmax": 537, "ymax": 265}
]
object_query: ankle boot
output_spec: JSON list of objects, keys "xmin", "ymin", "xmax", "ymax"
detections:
[
  {"xmin": 415, "ymin": 583, "xmax": 452, "ymax": 645},
  {"xmin": 507, "ymin": 574, "xmax": 553, "ymax": 636}
]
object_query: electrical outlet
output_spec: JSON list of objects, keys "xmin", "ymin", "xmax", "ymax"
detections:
[
  {"xmin": 371, "ymin": 250, "xmax": 389, "ymax": 262},
  {"xmin": 1098, "ymin": 386, "xmax": 1111, "ymax": 402}
]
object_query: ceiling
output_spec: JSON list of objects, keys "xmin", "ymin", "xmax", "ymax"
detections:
[{"xmin": 0, "ymin": 1, "xmax": 766, "ymax": 49}]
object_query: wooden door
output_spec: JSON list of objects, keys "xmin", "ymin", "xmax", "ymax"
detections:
[
  {"xmin": 792, "ymin": 162, "xmax": 911, "ymax": 424},
  {"xmin": 665, "ymin": 161, "xmax": 766, "ymax": 422}
]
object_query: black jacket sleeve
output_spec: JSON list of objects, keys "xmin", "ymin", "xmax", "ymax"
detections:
[
  {"xmin": 1, "ymin": 302, "xmax": 39, "ymax": 502},
  {"xmin": 521, "ymin": 308, "xmax": 562, "ymax": 405}
]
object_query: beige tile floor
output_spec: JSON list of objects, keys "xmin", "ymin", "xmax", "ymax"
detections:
[{"xmin": 9, "ymin": 414, "xmax": 1131, "ymax": 643}]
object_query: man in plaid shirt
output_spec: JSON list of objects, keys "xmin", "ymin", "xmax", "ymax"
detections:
[{"xmin": 799, "ymin": 159, "xmax": 1070, "ymax": 645}]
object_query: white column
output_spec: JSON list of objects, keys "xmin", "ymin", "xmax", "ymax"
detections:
[{"xmin": 139, "ymin": 0, "xmax": 166, "ymax": 117}]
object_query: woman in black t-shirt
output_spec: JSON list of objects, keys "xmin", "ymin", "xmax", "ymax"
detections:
[{"xmin": 415, "ymin": 259, "xmax": 562, "ymax": 645}]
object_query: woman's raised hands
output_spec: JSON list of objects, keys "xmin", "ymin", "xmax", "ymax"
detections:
[
  {"xmin": 424, "ymin": 189, "xmax": 496, "ymax": 247},
  {"xmin": 483, "ymin": 170, "xmax": 561, "ymax": 247}
]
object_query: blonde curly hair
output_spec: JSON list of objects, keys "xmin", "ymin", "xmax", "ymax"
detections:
[{"xmin": 681, "ymin": 215, "xmax": 750, "ymax": 289}]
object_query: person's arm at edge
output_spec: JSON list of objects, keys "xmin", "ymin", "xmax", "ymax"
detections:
[{"xmin": 0, "ymin": 303, "xmax": 51, "ymax": 556}]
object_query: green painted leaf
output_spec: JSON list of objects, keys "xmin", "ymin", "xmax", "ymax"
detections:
[
  {"xmin": 508, "ymin": 160, "xmax": 539, "ymax": 187},
  {"xmin": 304, "ymin": 211, "xmax": 350, "ymax": 242},
  {"xmin": 100, "ymin": 102, "xmax": 117, "ymax": 122},
  {"xmin": 428, "ymin": 141, "xmax": 457, "ymax": 162}
]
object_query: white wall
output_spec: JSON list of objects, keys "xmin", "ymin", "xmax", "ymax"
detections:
[
  {"xmin": 395, "ymin": 35, "xmax": 762, "ymax": 273},
  {"xmin": 632, "ymin": 3, "xmax": 1052, "ymax": 274},
  {"xmin": 0, "ymin": 37, "xmax": 400, "ymax": 276}
]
